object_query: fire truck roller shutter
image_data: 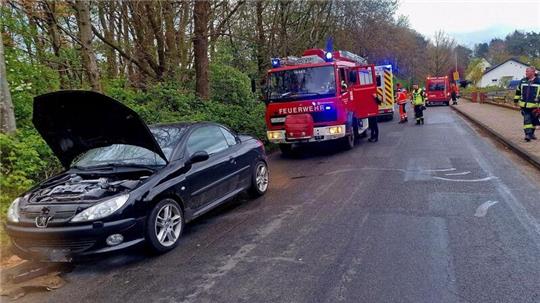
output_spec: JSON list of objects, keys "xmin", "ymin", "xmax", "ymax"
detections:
[{"xmin": 383, "ymin": 68, "xmax": 394, "ymax": 105}]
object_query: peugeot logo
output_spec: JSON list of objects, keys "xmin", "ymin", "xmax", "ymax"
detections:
[
  {"xmin": 35, "ymin": 215, "xmax": 52, "ymax": 228},
  {"xmin": 35, "ymin": 207, "xmax": 52, "ymax": 228}
]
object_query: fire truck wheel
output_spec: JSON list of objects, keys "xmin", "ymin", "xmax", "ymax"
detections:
[
  {"xmin": 279, "ymin": 144, "xmax": 293, "ymax": 156},
  {"xmin": 353, "ymin": 119, "xmax": 360, "ymax": 143},
  {"xmin": 342, "ymin": 131, "xmax": 355, "ymax": 150}
]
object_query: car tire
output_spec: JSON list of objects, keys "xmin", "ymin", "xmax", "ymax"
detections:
[
  {"xmin": 145, "ymin": 198, "xmax": 184, "ymax": 254},
  {"xmin": 248, "ymin": 160, "xmax": 269, "ymax": 198}
]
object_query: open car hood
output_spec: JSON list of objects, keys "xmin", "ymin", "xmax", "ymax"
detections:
[{"xmin": 33, "ymin": 90, "xmax": 167, "ymax": 168}]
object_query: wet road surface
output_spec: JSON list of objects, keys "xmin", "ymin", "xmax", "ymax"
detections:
[{"xmin": 19, "ymin": 107, "xmax": 540, "ymax": 303}]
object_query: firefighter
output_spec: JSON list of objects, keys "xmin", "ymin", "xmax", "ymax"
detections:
[
  {"xmin": 396, "ymin": 88, "xmax": 408, "ymax": 123},
  {"xmin": 451, "ymin": 82, "xmax": 458, "ymax": 105},
  {"xmin": 514, "ymin": 66, "xmax": 540, "ymax": 141},
  {"xmin": 411, "ymin": 84, "xmax": 426, "ymax": 125},
  {"xmin": 368, "ymin": 94, "xmax": 383, "ymax": 142}
]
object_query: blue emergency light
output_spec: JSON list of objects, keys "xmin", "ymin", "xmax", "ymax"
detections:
[
  {"xmin": 324, "ymin": 52, "xmax": 333, "ymax": 62},
  {"xmin": 271, "ymin": 58, "xmax": 281, "ymax": 68}
]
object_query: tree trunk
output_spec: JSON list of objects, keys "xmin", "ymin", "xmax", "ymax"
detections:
[
  {"xmin": 0, "ymin": 32, "xmax": 16, "ymax": 135},
  {"xmin": 255, "ymin": 1, "xmax": 266, "ymax": 79},
  {"xmin": 163, "ymin": 0, "xmax": 179, "ymax": 80},
  {"xmin": 74, "ymin": 0, "xmax": 102, "ymax": 92},
  {"xmin": 42, "ymin": 1, "xmax": 69, "ymax": 88},
  {"xmin": 193, "ymin": 0, "xmax": 210, "ymax": 100},
  {"xmin": 98, "ymin": 1, "xmax": 117, "ymax": 79},
  {"xmin": 145, "ymin": 2, "xmax": 165, "ymax": 80}
]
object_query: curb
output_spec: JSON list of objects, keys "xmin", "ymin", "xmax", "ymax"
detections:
[{"xmin": 451, "ymin": 105, "xmax": 540, "ymax": 171}]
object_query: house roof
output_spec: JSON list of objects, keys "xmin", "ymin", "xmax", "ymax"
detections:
[{"xmin": 483, "ymin": 58, "xmax": 530, "ymax": 75}]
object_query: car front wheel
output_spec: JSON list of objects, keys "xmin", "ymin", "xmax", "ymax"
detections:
[{"xmin": 145, "ymin": 198, "xmax": 184, "ymax": 254}]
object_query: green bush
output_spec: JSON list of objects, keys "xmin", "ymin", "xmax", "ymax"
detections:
[
  {"xmin": 0, "ymin": 130, "xmax": 62, "ymax": 220},
  {"xmin": 210, "ymin": 64, "xmax": 254, "ymax": 105}
]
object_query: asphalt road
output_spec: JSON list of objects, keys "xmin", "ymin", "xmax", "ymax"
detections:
[{"xmin": 20, "ymin": 106, "xmax": 540, "ymax": 303}]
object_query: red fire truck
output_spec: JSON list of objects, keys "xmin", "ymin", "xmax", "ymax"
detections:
[
  {"xmin": 425, "ymin": 76, "xmax": 451, "ymax": 106},
  {"xmin": 264, "ymin": 49, "xmax": 379, "ymax": 155}
]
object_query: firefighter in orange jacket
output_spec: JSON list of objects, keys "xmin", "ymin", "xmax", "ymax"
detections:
[{"xmin": 396, "ymin": 88, "xmax": 408, "ymax": 123}]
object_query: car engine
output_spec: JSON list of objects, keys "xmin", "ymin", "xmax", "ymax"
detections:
[{"xmin": 29, "ymin": 174, "xmax": 143, "ymax": 203}]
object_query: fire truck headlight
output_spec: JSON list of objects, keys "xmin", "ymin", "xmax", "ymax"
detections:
[
  {"xmin": 328, "ymin": 126, "xmax": 344, "ymax": 135},
  {"xmin": 267, "ymin": 131, "xmax": 283, "ymax": 140}
]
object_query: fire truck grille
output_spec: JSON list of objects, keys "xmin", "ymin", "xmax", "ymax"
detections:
[{"xmin": 272, "ymin": 110, "xmax": 338, "ymax": 125}]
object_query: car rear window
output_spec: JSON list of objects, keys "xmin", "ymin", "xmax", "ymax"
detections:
[{"xmin": 428, "ymin": 82, "xmax": 446, "ymax": 91}]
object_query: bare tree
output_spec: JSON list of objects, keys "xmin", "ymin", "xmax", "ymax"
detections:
[
  {"xmin": 193, "ymin": 0, "xmax": 210, "ymax": 100},
  {"xmin": 74, "ymin": 0, "xmax": 101, "ymax": 92},
  {"xmin": 0, "ymin": 32, "xmax": 16, "ymax": 134},
  {"xmin": 427, "ymin": 31, "xmax": 456, "ymax": 76}
]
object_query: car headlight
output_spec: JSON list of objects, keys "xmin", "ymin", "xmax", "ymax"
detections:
[
  {"xmin": 71, "ymin": 194, "xmax": 130, "ymax": 222},
  {"xmin": 7, "ymin": 198, "xmax": 21, "ymax": 223}
]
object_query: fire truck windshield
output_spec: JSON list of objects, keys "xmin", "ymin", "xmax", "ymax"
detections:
[{"xmin": 266, "ymin": 66, "xmax": 336, "ymax": 102}]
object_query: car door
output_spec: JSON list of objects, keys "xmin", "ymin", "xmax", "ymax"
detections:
[
  {"xmin": 184, "ymin": 125, "xmax": 237, "ymax": 212},
  {"xmin": 219, "ymin": 126, "xmax": 251, "ymax": 189}
]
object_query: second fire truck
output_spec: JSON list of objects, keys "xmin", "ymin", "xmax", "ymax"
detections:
[{"xmin": 264, "ymin": 49, "xmax": 379, "ymax": 155}]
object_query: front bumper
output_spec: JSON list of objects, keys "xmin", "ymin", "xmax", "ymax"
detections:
[
  {"xmin": 5, "ymin": 217, "xmax": 146, "ymax": 261},
  {"xmin": 267, "ymin": 124, "xmax": 346, "ymax": 144}
]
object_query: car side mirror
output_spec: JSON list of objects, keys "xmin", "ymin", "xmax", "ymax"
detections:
[{"xmin": 188, "ymin": 151, "xmax": 209, "ymax": 164}]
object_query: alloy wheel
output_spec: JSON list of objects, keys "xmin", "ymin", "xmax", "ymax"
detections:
[{"xmin": 154, "ymin": 203, "xmax": 182, "ymax": 247}]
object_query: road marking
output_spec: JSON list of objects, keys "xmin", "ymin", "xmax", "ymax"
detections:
[
  {"xmin": 445, "ymin": 171, "xmax": 471, "ymax": 176},
  {"xmin": 474, "ymin": 201, "xmax": 499, "ymax": 217},
  {"xmin": 423, "ymin": 168, "xmax": 457, "ymax": 172},
  {"xmin": 432, "ymin": 176, "xmax": 497, "ymax": 182}
]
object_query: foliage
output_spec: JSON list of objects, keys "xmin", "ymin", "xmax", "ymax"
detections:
[
  {"xmin": 465, "ymin": 58, "xmax": 485, "ymax": 87},
  {"xmin": 210, "ymin": 63, "xmax": 255, "ymax": 105},
  {"xmin": 0, "ymin": 130, "xmax": 62, "ymax": 220}
]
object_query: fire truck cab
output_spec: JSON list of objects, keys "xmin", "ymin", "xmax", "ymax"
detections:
[{"xmin": 264, "ymin": 49, "xmax": 379, "ymax": 154}]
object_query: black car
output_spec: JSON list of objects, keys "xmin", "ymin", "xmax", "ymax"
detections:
[{"xmin": 5, "ymin": 91, "xmax": 269, "ymax": 261}]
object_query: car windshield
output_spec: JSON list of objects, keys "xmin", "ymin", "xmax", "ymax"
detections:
[
  {"xmin": 72, "ymin": 126, "xmax": 187, "ymax": 168},
  {"xmin": 428, "ymin": 82, "xmax": 446, "ymax": 91},
  {"xmin": 267, "ymin": 66, "xmax": 336, "ymax": 102}
]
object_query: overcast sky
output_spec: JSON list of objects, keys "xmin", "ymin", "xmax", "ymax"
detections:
[{"xmin": 396, "ymin": 0, "xmax": 540, "ymax": 47}]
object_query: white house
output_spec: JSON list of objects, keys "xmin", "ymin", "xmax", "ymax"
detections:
[{"xmin": 478, "ymin": 58, "xmax": 530, "ymax": 88}]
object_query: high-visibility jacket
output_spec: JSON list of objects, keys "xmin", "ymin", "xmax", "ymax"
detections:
[
  {"xmin": 514, "ymin": 77, "xmax": 540, "ymax": 109},
  {"xmin": 412, "ymin": 89, "xmax": 425, "ymax": 106},
  {"xmin": 397, "ymin": 91, "xmax": 408, "ymax": 105}
]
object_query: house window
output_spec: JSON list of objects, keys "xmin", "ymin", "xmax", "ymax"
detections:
[{"xmin": 492, "ymin": 79, "xmax": 497, "ymax": 82}]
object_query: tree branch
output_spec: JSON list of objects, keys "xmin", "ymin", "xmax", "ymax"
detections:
[{"xmin": 91, "ymin": 24, "xmax": 156, "ymax": 78}]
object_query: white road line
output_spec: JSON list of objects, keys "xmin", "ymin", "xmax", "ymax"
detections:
[
  {"xmin": 445, "ymin": 171, "xmax": 471, "ymax": 176},
  {"xmin": 432, "ymin": 176, "xmax": 497, "ymax": 182},
  {"xmin": 423, "ymin": 168, "xmax": 457, "ymax": 172},
  {"xmin": 474, "ymin": 201, "xmax": 499, "ymax": 217}
]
